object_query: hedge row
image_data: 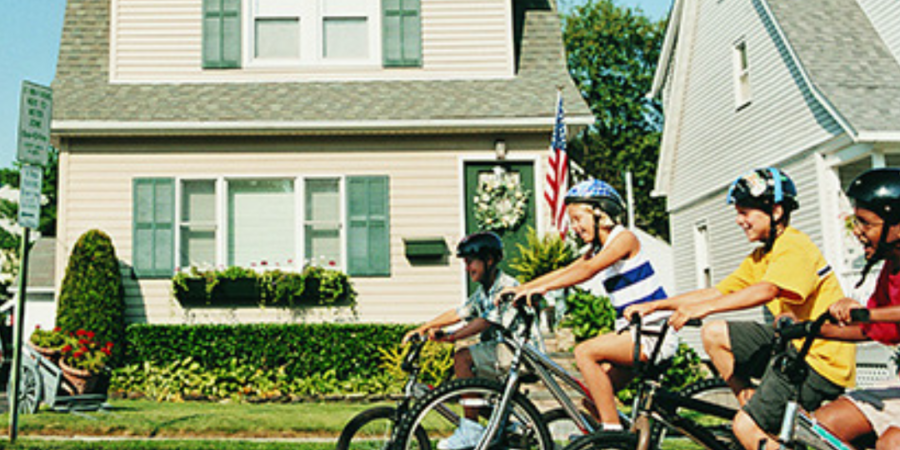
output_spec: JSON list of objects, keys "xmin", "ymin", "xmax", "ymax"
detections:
[{"xmin": 123, "ymin": 323, "xmax": 415, "ymax": 380}]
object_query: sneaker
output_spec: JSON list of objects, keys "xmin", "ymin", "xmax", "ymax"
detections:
[{"xmin": 438, "ymin": 418, "xmax": 486, "ymax": 450}]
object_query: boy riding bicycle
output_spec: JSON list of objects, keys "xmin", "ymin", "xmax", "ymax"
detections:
[
  {"xmin": 501, "ymin": 179, "xmax": 676, "ymax": 432},
  {"xmin": 625, "ymin": 168, "xmax": 856, "ymax": 450},
  {"xmin": 403, "ymin": 231, "xmax": 543, "ymax": 450},
  {"xmin": 813, "ymin": 168, "xmax": 900, "ymax": 449}
]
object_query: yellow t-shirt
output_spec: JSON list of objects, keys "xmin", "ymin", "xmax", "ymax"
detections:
[{"xmin": 716, "ymin": 226, "xmax": 856, "ymax": 388}]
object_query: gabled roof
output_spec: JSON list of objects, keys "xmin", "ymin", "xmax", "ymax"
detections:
[
  {"xmin": 52, "ymin": 0, "xmax": 593, "ymax": 136},
  {"xmin": 765, "ymin": 0, "xmax": 900, "ymax": 137}
]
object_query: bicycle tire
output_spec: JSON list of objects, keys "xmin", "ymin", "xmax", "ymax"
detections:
[
  {"xmin": 541, "ymin": 407, "xmax": 600, "ymax": 449},
  {"xmin": 392, "ymin": 377, "xmax": 553, "ymax": 450},
  {"xmin": 558, "ymin": 431, "xmax": 636, "ymax": 450},
  {"xmin": 651, "ymin": 378, "xmax": 740, "ymax": 449},
  {"xmin": 337, "ymin": 405, "xmax": 429, "ymax": 450}
]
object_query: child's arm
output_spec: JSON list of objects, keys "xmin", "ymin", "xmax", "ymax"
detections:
[
  {"xmin": 669, "ymin": 281, "xmax": 779, "ymax": 329},
  {"xmin": 403, "ymin": 309, "xmax": 462, "ymax": 343},
  {"xmin": 624, "ymin": 287, "xmax": 721, "ymax": 318},
  {"xmin": 513, "ymin": 230, "xmax": 636, "ymax": 298},
  {"xmin": 442, "ymin": 318, "xmax": 491, "ymax": 343}
]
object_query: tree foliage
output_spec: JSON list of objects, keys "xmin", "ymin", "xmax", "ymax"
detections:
[{"xmin": 563, "ymin": 1, "xmax": 669, "ymax": 239}]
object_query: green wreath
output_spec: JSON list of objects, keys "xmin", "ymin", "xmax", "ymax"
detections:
[{"xmin": 474, "ymin": 171, "xmax": 530, "ymax": 231}]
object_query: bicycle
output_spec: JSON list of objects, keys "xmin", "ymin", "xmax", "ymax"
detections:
[
  {"xmin": 390, "ymin": 296, "xmax": 736, "ymax": 450},
  {"xmin": 337, "ymin": 334, "xmax": 443, "ymax": 450},
  {"xmin": 762, "ymin": 309, "xmax": 875, "ymax": 450},
  {"xmin": 563, "ymin": 314, "xmax": 742, "ymax": 450}
]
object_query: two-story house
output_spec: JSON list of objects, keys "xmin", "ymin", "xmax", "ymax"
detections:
[
  {"xmin": 50, "ymin": 0, "xmax": 593, "ymax": 325},
  {"xmin": 651, "ymin": 0, "xmax": 900, "ymax": 379}
]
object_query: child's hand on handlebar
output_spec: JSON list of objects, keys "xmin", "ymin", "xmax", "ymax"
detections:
[
  {"xmin": 623, "ymin": 302, "xmax": 656, "ymax": 321},
  {"xmin": 829, "ymin": 298, "xmax": 864, "ymax": 325},
  {"xmin": 496, "ymin": 287, "xmax": 520, "ymax": 306},
  {"xmin": 403, "ymin": 328, "xmax": 425, "ymax": 344}
]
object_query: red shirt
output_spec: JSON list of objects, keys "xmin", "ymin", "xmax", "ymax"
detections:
[{"xmin": 863, "ymin": 259, "xmax": 900, "ymax": 345}]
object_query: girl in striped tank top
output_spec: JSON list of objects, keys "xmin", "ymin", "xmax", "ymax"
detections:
[{"xmin": 501, "ymin": 179, "xmax": 677, "ymax": 431}]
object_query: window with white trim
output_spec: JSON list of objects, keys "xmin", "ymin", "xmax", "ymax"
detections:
[
  {"xmin": 733, "ymin": 40, "xmax": 751, "ymax": 108},
  {"xmin": 134, "ymin": 176, "xmax": 390, "ymax": 277}
]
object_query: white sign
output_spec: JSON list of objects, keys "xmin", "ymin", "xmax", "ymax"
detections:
[
  {"xmin": 18, "ymin": 165, "xmax": 43, "ymax": 230},
  {"xmin": 17, "ymin": 81, "xmax": 53, "ymax": 167}
]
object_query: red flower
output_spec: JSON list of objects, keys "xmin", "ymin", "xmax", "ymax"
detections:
[
  {"xmin": 61, "ymin": 345, "xmax": 72, "ymax": 353},
  {"xmin": 87, "ymin": 331, "xmax": 95, "ymax": 339},
  {"xmin": 53, "ymin": 327, "xmax": 61, "ymax": 332},
  {"xmin": 76, "ymin": 330, "xmax": 87, "ymax": 337},
  {"xmin": 73, "ymin": 351, "xmax": 84, "ymax": 358},
  {"xmin": 329, "ymin": 260, "xmax": 336, "ymax": 266},
  {"xmin": 106, "ymin": 342, "xmax": 114, "ymax": 349},
  {"xmin": 78, "ymin": 339, "xmax": 88, "ymax": 345},
  {"xmin": 34, "ymin": 325, "xmax": 40, "ymax": 330},
  {"xmin": 101, "ymin": 348, "xmax": 111, "ymax": 356}
]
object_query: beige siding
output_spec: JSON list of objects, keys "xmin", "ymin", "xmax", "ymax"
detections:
[
  {"xmin": 56, "ymin": 134, "xmax": 547, "ymax": 325},
  {"xmin": 666, "ymin": 0, "xmax": 842, "ymax": 211},
  {"xmin": 110, "ymin": 0, "xmax": 514, "ymax": 83}
]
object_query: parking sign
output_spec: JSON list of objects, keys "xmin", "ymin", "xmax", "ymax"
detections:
[{"xmin": 17, "ymin": 81, "xmax": 52, "ymax": 167}]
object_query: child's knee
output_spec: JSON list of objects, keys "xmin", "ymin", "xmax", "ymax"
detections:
[{"xmin": 701, "ymin": 320, "xmax": 729, "ymax": 349}]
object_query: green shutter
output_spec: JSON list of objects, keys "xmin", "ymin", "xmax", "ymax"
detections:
[
  {"xmin": 203, "ymin": 0, "xmax": 241, "ymax": 69},
  {"xmin": 347, "ymin": 176, "xmax": 391, "ymax": 276},
  {"xmin": 133, "ymin": 178, "xmax": 175, "ymax": 278},
  {"xmin": 383, "ymin": 0, "xmax": 421, "ymax": 67}
]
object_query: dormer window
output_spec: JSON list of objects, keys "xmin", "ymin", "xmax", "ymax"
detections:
[
  {"xmin": 733, "ymin": 40, "xmax": 751, "ymax": 108},
  {"xmin": 202, "ymin": 0, "xmax": 421, "ymax": 69}
]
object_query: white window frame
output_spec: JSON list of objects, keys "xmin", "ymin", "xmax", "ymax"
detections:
[
  {"xmin": 732, "ymin": 39, "xmax": 751, "ymax": 109},
  {"xmin": 174, "ymin": 175, "xmax": 348, "ymax": 273},
  {"xmin": 693, "ymin": 220, "xmax": 712, "ymax": 289},
  {"xmin": 243, "ymin": 0, "xmax": 381, "ymax": 68}
]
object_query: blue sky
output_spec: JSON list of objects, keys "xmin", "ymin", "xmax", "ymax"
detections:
[{"xmin": 0, "ymin": 0, "xmax": 670, "ymax": 171}]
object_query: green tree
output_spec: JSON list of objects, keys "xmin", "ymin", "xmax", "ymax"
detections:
[
  {"xmin": 0, "ymin": 147, "xmax": 59, "ymax": 296},
  {"xmin": 563, "ymin": 1, "xmax": 669, "ymax": 240}
]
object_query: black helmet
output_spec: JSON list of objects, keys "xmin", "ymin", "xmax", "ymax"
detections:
[
  {"xmin": 726, "ymin": 167, "xmax": 799, "ymax": 212},
  {"xmin": 846, "ymin": 168, "xmax": 900, "ymax": 225},
  {"xmin": 456, "ymin": 231, "xmax": 503, "ymax": 260}
]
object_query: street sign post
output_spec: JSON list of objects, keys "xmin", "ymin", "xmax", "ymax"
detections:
[
  {"xmin": 10, "ymin": 81, "xmax": 51, "ymax": 442},
  {"xmin": 16, "ymin": 81, "xmax": 52, "ymax": 167}
]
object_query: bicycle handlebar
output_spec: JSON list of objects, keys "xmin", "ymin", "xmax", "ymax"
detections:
[{"xmin": 401, "ymin": 334, "xmax": 426, "ymax": 373}]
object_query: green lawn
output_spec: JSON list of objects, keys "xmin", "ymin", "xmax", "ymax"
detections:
[{"xmin": 0, "ymin": 399, "xmax": 709, "ymax": 449}]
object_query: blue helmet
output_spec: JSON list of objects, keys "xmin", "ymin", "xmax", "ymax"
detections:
[
  {"xmin": 564, "ymin": 179, "xmax": 625, "ymax": 222},
  {"xmin": 726, "ymin": 167, "xmax": 798, "ymax": 212}
]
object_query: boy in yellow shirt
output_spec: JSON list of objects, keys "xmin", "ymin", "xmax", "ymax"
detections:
[{"xmin": 626, "ymin": 168, "xmax": 856, "ymax": 450}]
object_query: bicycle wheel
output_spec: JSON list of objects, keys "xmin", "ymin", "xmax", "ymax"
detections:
[
  {"xmin": 652, "ymin": 378, "xmax": 740, "ymax": 449},
  {"xmin": 392, "ymin": 377, "xmax": 553, "ymax": 450},
  {"xmin": 337, "ymin": 405, "xmax": 430, "ymax": 450},
  {"xmin": 558, "ymin": 431, "xmax": 636, "ymax": 450},
  {"xmin": 541, "ymin": 407, "xmax": 600, "ymax": 449}
]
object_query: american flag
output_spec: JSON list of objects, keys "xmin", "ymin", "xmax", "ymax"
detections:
[{"xmin": 544, "ymin": 92, "xmax": 568, "ymax": 236}]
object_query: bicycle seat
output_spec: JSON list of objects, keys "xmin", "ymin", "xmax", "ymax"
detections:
[{"xmin": 519, "ymin": 372, "xmax": 540, "ymax": 384}]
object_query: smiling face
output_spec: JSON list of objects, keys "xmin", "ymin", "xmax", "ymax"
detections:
[
  {"xmin": 567, "ymin": 203, "xmax": 597, "ymax": 244},
  {"xmin": 464, "ymin": 256, "xmax": 490, "ymax": 284},
  {"xmin": 852, "ymin": 207, "xmax": 886, "ymax": 260},
  {"xmin": 734, "ymin": 205, "xmax": 773, "ymax": 243}
]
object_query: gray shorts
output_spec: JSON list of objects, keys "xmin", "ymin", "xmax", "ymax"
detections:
[
  {"xmin": 728, "ymin": 321, "xmax": 844, "ymax": 434},
  {"xmin": 846, "ymin": 376, "xmax": 900, "ymax": 436},
  {"xmin": 469, "ymin": 340, "xmax": 514, "ymax": 380}
]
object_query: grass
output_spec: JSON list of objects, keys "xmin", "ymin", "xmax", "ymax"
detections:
[
  {"xmin": 0, "ymin": 399, "xmax": 709, "ymax": 449},
  {"xmin": 1, "ymin": 399, "xmax": 379, "ymax": 438}
]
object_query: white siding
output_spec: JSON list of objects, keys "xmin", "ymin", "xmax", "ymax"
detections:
[
  {"xmin": 56, "ymin": 134, "xmax": 548, "ymax": 325},
  {"xmin": 666, "ymin": 0, "xmax": 842, "ymax": 211},
  {"xmin": 858, "ymin": 0, "xmax": 900, "ymax": 66},
  {"xmin": 110, "ymin": 0, "xmax": 514, "ymax": 83}
]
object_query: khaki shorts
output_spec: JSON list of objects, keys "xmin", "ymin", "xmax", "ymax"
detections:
[
  {"xmin": 630, "ymin": 324, "xmax": 679, "ymax": 363},
  {"xmin": 469, "ymin": 340, "xmax": 514, "ymax": 380},
  {"xmin": 847, "ymin": 376, "xmax": 900, "ymax": 436}
]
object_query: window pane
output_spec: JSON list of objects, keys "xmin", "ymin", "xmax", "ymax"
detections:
[
  {"xmin": 305, "ymin": 179, "xmax": 340, "ymax": 266},
  {"xmin": 181, "ymin": 181, "xmax": 216, "ymax": 268},
  {"xmin": 256, "ymin": 19, "xmax": 300, "ymax": 59},
  {"xmin": 228, "ymin": 179, "xmax": 296, "ymax": 268},
  {"xmin": 323, "ymin": 18, "xmax": 368, "ymax": 59}
]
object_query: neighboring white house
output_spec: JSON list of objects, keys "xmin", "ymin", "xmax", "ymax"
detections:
[
  {"xmin": 650, "ymin": 0, "xmax": 900, "ymax": 381},
  {"xmin": 50, "ymin": 0, "xmax": 595, "ymax": 325}
]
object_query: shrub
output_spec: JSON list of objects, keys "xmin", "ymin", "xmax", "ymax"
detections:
[
  {"xmin": 508, "ymin": 227, "xmax": 579, "ymax": 283},
  {"xmin": 29, "ymin": 325, "xmax": 67, "ymax": 349},
  {"xmin": 56, "ymin": 229, "xmax": 125, "ymax": 366},
  {"xmin": 379, "ymin": 341, "xmax": 454, "ymax": 387}
]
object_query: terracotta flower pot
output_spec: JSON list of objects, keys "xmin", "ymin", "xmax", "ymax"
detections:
[
  {"xmin": 59, "ymin": 359, "xmax": 101, "ymax": 395},
  {"xmin": 28, "ymin": 341, "xmax": 61, "ymax": 365}
]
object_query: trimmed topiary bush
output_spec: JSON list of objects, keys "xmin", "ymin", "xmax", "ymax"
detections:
[{"xmin": 56, "ymin": 229, "xmax": 126, "ymax": 366}]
